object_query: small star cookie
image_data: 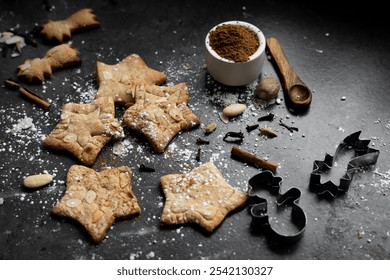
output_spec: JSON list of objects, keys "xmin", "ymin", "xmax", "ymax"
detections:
[
  {"xmin": 40, "ymin": 8, "xmax": 100, "ymax": 43},
  {"xmin": 17, "ymin": 44, "xmax": 81, "ymax": 83},
  {"xmin": 51, "ymin": 165, "xmax": 141, "ymax": 243},
  {"xmin": 44, "ymin": 96, "xmax": 124, "ymax": 166},
  {"xmin": 160, "ymin": 162, "xmax": 248, "ymax": 232},
  {"xmin": 122, "ymin": 83, "xmax": 200, "ymax": 153},
  {"xmin": 96, "ymin": 53, "xmax": 167, "ymax": 88}
]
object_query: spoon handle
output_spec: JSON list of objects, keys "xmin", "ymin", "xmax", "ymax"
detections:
[{"xmin": 266, "ymin": 37, "xmax": 303, "ymax": 90}]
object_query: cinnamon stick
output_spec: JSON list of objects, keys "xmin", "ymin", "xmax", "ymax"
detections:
[
  {"xmin": 231, "ymin": 145, "xmax": 278, "ymax": 173},
  {"xmin": 18, "ymin": 87, "xmax": 50, "ymax": 109},
  {"xmin": 4, "ymin": 79, "xmax": 50, "ymax": 109},
  {"xmin": 4, "ymin": 79, "xmax": 20, "ymax": 90}
]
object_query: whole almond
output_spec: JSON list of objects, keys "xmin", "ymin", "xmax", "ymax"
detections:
[
  {"xmin": 222, "ymin": 103, "xmax": 247, "ymax": 117},
  {"xmin": 23, "ymin": 174, "xmax": 53, "ymax": 188}
]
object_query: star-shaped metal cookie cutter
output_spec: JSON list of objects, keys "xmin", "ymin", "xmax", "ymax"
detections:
[
  {"xmin": 310, "ymin": 131, "xmax": 380, "ymax": 198},
  {"xmin": 248, "ymin": 171, "xmax": 306, "ymax": 244}
]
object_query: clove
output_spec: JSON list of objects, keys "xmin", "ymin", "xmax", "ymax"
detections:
[
  {"xmin": 223, "ymin": 131, "xmax": 244, "ymax": 143},
  {"xmin": 139, "ymin": 164, "xmax": 155, "ymax": 172},
  {"xmin": 279, "ymin": 119, "xmax": 298, "ymax": 133},
  {"xmin": 196, "ymin": 147, "xmax": 201, "ymax": 162},
  {"xmin": 196, "ymin": 137, "xmax": 210, "ymax": 145},
  {"xmin": 246, "ymin": 124, "xmax": 259, "ymax": 132},
  {"xmin": 258, "ymin": 113, "xmax": 275, "ymax": 122}
]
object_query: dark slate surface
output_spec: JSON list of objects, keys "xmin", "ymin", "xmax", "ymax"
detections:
[{"xmin": 0, "ymin": 0, "xmax": 389, "ymax": 260}]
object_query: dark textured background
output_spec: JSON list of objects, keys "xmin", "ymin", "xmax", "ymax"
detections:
[{"xmin": 0, "ymin": 0, "xmax": 389, "ymax": 259}]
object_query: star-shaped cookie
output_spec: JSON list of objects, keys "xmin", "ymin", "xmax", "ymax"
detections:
[
  {"xmin": 51, "ymin": 165, "xmax": 141, "ymax": 243},
  {"xmin": 160, "ymin": 162, "xmax": 248, "ymax": 232},
  {"xmin": 44, "ymin": 96, "xmax": 124, "ymax": 166},
  {"xmin": 96, "ymin": 53, "xmax": 167, "ymax": 99},
  {"xmin": 96, "ymin": 81, "xmax": 188, "ymax": 108},
  {"xmin": 122, "ymin": 83, "xmax": 200, "ymax": 153}
]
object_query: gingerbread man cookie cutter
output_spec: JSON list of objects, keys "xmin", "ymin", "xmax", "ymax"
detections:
[{"xmin": 248, "ymin": 171, "xmax": 306, "ymax": 244}]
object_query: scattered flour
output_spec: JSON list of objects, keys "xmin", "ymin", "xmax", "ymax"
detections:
[
  {"xmin": 113, "ymin": 139, "xmax": 133, "ymax": 157},
  {"xmin": 145, "ymin": 251, "xmax": 155, "ymax": 259},
  {"xmin": 372, "ymin": 168, "xmax": 390, "ymax": 195},
  {"xmin": 1, "ymin": 32, "xmax": 389, "ymax": 261}
]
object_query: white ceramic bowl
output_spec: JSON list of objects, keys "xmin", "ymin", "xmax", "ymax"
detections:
[{"xmin": 205, "ymin": 20, "xmax": 266, "ymax": 86}]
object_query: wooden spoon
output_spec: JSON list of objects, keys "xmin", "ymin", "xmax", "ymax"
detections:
[{"xmin": 266, "ymin": 37, "xmax": 312, "ymax": 111}]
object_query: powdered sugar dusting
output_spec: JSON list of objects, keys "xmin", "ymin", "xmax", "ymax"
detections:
[{"xmin": 1, "ymin": 10, "xmax": 389, "ymax": 261}]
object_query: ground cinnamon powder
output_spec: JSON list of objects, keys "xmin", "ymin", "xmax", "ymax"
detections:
[{"xmin": 209, "ymin": 24, "xmax": 259, "ymax": 63}]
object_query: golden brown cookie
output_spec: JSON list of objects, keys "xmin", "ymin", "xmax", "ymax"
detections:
[
  {"xmin": 40, "ymin": 8, "xmax": 100, "ymax": 43},
  {"xmin": 160, "ymin": 162, "xmax": 248, "ymax": 232},
  {"xmin": 96, "ymin": 80, "xmax": 137, "ymax": 107},
  {"xmin": 96, "ymin": 81, "xmax": 189, "ymax": 107},
  {"xmin": 96, "ymin": 54, "xmax": 167, "ymax": 87},
  {"xmin": 122, "ymin": 83, "xmax": 200, "ymax": 153},
  {"xmin": 44, "ymin": 96, "xmax": 124, "ymax": 166},
  {"xmin": 17, "ymin": 44, "xmax": 81, "ymax": 83},
  {"xmin": 51, "ymin": 165, "xmax": 141, "ymax": 243}
]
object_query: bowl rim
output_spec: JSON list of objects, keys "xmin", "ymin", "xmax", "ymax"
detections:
[{"xmin": 205, "ymin": 20, "xmax": 266, "ymax": 64}]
